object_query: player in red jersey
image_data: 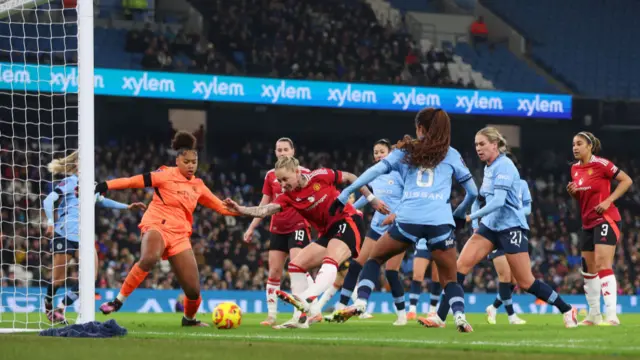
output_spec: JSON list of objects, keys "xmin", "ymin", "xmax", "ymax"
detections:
[
  {"xmin": 567, "ymin": 131, "xmax": 632, "ymax": 326},
  {"xmin": 243, "ymin": 138, "xmax": 314, "ymax": 326},
  {"xmin": 225, "ymin": 156, "xmax": 389, "ymax": 328}
]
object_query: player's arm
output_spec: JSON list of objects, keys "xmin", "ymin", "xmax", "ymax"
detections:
[
  {"xmin": 336, "ymin": 149, "xmax": 404, "ymax": 205},
  {"xmin": 42, "ymin": 189, "xmax": 62, "ymax": 228},
  {"xmin": 353, "ymin": 195, "xmax": 369, "ymax": 210},
  {"xmin": 596, "ymin": 165, "xmax": 633, "ymax": 214},
  {"xmin": 467, "ymin": 164, "xmax": 511, "ymax": 222},
  {"xmin": 340, "ymin": 171, "xmax": 390, "ymax": 214},
  {"xmin": 522, "ymin": 183, "xmax": 532, "ymax": 216},
  {"xmin": 96, "ymin": 194, "xmax": 147, "ymax": 211},
  {"xmin": 246, "ymin": 194, "xmax": 272, "ymax": 228},
  {"xmin": 95, "ymin": 170, "xmax": 169, "ymax": 193},
  {"xmin": 226, "ymin": 201, "xmax": 283, "ymax": 218},
  {"xmin": 470, "ymin": 198, "xmax": 480, "ymax": 230},
  {"xmin": 449, "ymin": 151, "xmax": 478, "ymax": 220},
  {"xmin": 198, "ymin": 184, "xmax": 241, "ymax": 216}
]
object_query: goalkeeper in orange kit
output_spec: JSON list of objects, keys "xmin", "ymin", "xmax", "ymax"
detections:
[{"xmin": 96, "ymin": 131, "xmax": 239, "ymax": 326}]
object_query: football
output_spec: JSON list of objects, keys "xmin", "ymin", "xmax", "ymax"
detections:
[{"xmin": 212, "ymin": 302, "xmax": 242, "ymax": 329}]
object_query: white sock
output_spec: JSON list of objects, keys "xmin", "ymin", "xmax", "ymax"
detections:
[
  {"xmin": 288, "ymin": 263, "xmax": 310, "ymax": 297},
  {"xmin": 306, "ymin": 272, "xmax": 315, "ymax": 287},
  {"xmin": 302, "ymin": 258, "xmax": 338, "ymax": 299},
  {"xmin": 409, "ymin": 304, "xmax": 417, "ymax": 313},
  {"xmin": 116, "ymin": 293, "xmax": 127, "ymax": 302},
  {"xmin": 429, "ymin": 304, "xmax": 438, "ymax": 314},
  {"xmin": 397, "ymin": 309, "xmax": 406, "ymax": 319},
  {"xmin": 598, "ymin": 269, "xmax": 617, "ymax": 318},
  {"xmin": 317, "ymin": 285, "xmax": 339, "ymax": 311},
  {"xmin": 266, "ymin": 277, "xmax": 280, "ymax": 318},
  {"xmin": 582, "ymin": 271, "xmax": 601, "ymax": 315},
  {"xmin": 351, "ymin": 285, "xmax": 359, "ymax": 303}
]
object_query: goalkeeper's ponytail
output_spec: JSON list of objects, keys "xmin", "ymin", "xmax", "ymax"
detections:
[{"xmin": 47, "ymin": 150, "xmax": 79, "ymax": 175}]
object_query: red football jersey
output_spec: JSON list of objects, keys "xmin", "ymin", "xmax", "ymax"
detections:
[
  {"xmin": 571, "ymin": 156, "xmax": 621, "ymax": 229},
  {"xmin": 262, "ymin": 166, "xmax": 310, "ymax": 234},
  {"xmin": 274, "ymin": 168, "xmax": 357, "ymax": 235}
]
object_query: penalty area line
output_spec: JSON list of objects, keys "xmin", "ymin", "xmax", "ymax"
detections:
[{"xmin": 132, "ymin": 331, "xmax": 632, "ymax": 351}]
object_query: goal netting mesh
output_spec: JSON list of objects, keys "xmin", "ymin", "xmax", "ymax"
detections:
[{"xmin": 0, "ymin": 0, "xmax": 81, "ymax": 331}]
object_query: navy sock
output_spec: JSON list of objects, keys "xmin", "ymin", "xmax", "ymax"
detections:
[
  {"xmin": 409, "ymin": 280, "xmax": 421, "ymax": 306},
  {"xmin": 510, "ymin": 283, "xmax": 516, "ymax": 294},
  {"xmin": 339, "ymin": 261, "xmax": 362, "ymax": 305},
  {"xmin": 526, "ymin": 280, "xmax": 571, "ymax": 313},
  {"xmin": 385, "ymin": 270, "xmax": 405, "ymax": 311},
  {"xmin": 45, "ymin": 284, "xmax": 58, "ymax": 306},
  {"xmin": 429, "ymin": 281, "xmax": 442, "ymax": 307},
  {"xmin": 437, "ymin": 272, "xmax": 465, "ymax": 321},
  {"xmin": 356, "ymin": 259, "xmax": 381, "ymax": 301},
  {"xmin": 444, "ymin": 282, "xmax": 465, "ymax": 316},
  {"xmin": 492, "ymin": 293, "xmax": 503, "ymax": 308},
  {"xmin": 62, "ymin": 283, "xmax": 80, "ymax": 307},
  {"xmin": 498, "ymin": 282, "xmax": 514, "ymax": 316}
]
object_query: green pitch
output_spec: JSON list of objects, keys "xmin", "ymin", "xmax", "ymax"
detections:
[{"xmin": 1, "ymin": 313, "xmax": 638, "ymax": 360}]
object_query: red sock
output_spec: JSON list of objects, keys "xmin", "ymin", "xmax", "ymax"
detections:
[
  {"xmin": 119, "ymin": 263, "xmax": 149, "ymax": 299},
  {"xmin": 184, "ymin": 295, "xmax": 202, "ymax": 319}
]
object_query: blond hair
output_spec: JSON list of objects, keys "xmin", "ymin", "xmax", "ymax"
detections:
[
  {"xmin": 47, "ymin": 150, "xmax": 79, "ymax": 175},
  {"xmin": 477, "ymin": 127, "xmax": 508, "ymax": 153},
  {"xmin": 275, "ymin": 156, "xmax": 299, "ymax": 172}
]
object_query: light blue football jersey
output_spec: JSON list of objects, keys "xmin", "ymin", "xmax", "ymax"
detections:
[
  {"xmin": 479, "ymin": 154, "xmax": 529, "ymax": 231},
  {"xmin": 383, "ymin": 147, "xmax": 472, "ymax": 226},
  {"xmin": 53, "ymin": 175, "xmax": 80, "ymax": 242},
  {"xmin": 369, "ymin": 170, "xmax": 404, "ymax": 234}
]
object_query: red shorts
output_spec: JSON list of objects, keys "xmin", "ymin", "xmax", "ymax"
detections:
[{"xmin": 140, "ymin": 224, "xmax": 191, "ymax": 260}]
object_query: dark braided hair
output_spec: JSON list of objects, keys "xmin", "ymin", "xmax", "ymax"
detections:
[{"xmin": 396, "ymin": 108, "xmax": 451, "ymax": 168}]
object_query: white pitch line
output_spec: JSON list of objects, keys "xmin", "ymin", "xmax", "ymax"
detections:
[{"xmin": 133, "ymin": 331, "xmax": 638, "ymax": 351}]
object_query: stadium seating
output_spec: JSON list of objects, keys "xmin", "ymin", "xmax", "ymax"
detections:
[
  {"xmin": 481, "ymin": 0, "xmax": 640, "ymax": 98},
  {"xmin": 453, "ymin": 42, "xmax": 558, "ymax": 93}
]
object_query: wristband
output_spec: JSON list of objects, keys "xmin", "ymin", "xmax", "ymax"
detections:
[{"xmin": 366, "ymin": 194, "xmax": 376, "ymax": 202}]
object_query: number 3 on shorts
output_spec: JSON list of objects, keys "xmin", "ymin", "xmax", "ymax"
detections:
[{"xmin": 601, "ymin": 224, "xmax": 609, "ymax": 236}]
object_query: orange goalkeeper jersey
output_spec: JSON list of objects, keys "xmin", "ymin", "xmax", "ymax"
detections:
[{"xmin": 106, "ymin": 166, "xmax": 238, "ymax": 234}]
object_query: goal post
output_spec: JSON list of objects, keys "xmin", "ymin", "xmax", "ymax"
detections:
[
  {"xmin": 0, "ymin": 0, "xmax": 94, "ymax": 330},
  {"xmin": 77, "ymin": 0, "xmax": 95, "ymax": 324}
]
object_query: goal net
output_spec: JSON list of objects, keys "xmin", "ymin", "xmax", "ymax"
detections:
[{"xmin": 0, "ymin": 0, "xmax": 94, "ymax": 332}]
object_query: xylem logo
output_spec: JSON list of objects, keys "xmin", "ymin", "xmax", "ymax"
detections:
[
  {"xmin": 392, "ymin": 89, "xmax": 441, "ymax": 110},
  {"xmin": 456, "ymin": 91, "xmax": 503, "ymax": 113},
  {"xmin": 261, "ymin": 81, "xmax": 311, "ymax": 103},
  {"xmin": 122, "ymin": 72, "xmax": 176, "ymax": 96},
  {"xmin": 517, "ymin": 95, "xmax": 564, "ymax": 116},
  {"xmin": 193, "ymin": 76, "xmax": 245, "ymax": 99},
  {"xmin": 0, "ymin": 68, "xmax": 30, "ymax": 84},
  {"xmin": 327, "ymin": 85, "xmax": 377, "ymax": 107}
]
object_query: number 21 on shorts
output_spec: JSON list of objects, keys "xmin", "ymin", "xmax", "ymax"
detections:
[{"xmin": 509, "ymin": 230, "xmax": 523, "ymax": 247}]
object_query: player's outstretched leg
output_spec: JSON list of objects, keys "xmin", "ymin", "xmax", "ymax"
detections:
[
  {"xmin": 506, "ymin": 253, "xmax": 577, "ymax": 328},
  {"xmin": 101, "ymin": 230, "xmax": 163, "ymax": 315},
  {"xmin": 334, "ymin": 233, "xmax": 409, "ymax": 323},
  {"xmin": 170, "ymin": 249, "xmax": 209, "ymax": 327}
]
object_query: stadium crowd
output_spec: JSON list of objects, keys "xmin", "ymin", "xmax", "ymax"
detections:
[
  {"xmin": 125, "ymin": 0, "xmax": 473, "ymax": 88},
  {"xmin": 1, "ymin": 135, "xmax": 639, "ymax": 296}
]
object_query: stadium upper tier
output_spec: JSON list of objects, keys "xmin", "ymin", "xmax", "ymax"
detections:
[{"xmin": 481, "ymin": 0, "xmax": 639, "ymax": 99}]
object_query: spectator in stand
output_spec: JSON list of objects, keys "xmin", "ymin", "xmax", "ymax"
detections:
[{"xmin": 470, "ymin": 16, "xmax": 489, "ymax": 45}]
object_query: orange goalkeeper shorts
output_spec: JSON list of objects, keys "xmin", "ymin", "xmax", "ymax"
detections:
[{"xmin": 140, "ymin": 224, "xmax": 192, "ymax": 260}]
